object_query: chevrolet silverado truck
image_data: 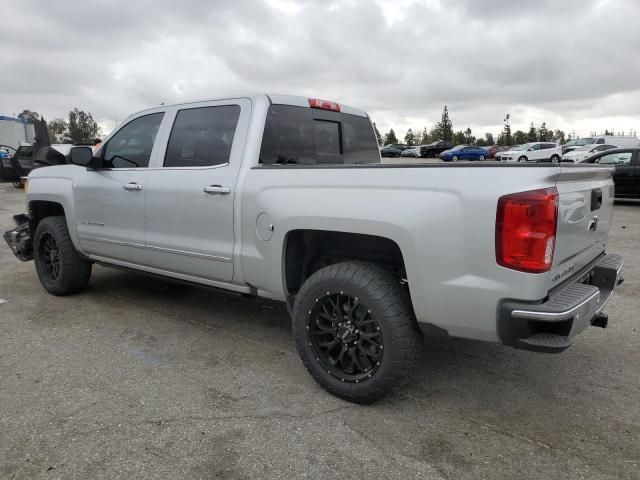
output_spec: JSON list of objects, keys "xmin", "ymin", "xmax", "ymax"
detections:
[{"xmin": 3, "ymin": 94, "xmax": 623, "ymax": 403}]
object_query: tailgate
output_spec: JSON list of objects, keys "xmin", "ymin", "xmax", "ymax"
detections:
[{"xmin": 548, "ymin": 165, "xmax": 615, "ymax": 290}]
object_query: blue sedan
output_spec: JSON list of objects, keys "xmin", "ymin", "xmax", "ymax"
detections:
[{"xmin": 439, "ymin": 145, "xmax": 489, "ymax": 162}]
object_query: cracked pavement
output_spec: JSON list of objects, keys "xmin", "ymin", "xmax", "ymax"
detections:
[{"xmin": 1, "ymin": 182, "xmax": 639, "ymax": 479}]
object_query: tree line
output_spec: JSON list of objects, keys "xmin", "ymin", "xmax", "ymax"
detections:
[
  {"xmin": 375, "ymin": 106, "xmax": 572, "ymax": 147},
  {"xmin": 17, "ymin": 109, "xmax": 101, "ymax": 144}
]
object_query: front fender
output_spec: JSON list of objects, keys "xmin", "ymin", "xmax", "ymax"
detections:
[{"xmin": 26, "ymin": 168, "xmax": 83, "ymax": 254}]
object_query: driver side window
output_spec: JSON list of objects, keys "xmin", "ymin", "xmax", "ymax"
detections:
[{"xmin": 103, "ymin": 113, "xmax": 164, "ymax": 168}]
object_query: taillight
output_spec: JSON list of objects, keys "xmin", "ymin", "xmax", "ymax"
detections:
[
  {"xmin": 496, "ymin": 187, "xmax": 558, "ymax": 273},
  {"xmin": 308, "ymin": 98, "xmax": 340, "ymax": 112}
]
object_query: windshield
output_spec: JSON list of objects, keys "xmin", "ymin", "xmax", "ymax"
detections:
[{"xmin": 575, "ymin": 138, "xmax": 594, "ymax": 146}]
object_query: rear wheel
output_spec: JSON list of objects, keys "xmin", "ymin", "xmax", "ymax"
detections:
[
  {"xmin": 34, "ymin": 216, "xmax": 92, "ymax": 296},
  {"xmin": 293, "ymin": 261, "xmax": 424, "ymax": 403},
  {"xmin": 550, "ymin": 154, "xmax": 560, "ymax": 163},
  {"xmin": 12, "ymin": 180, "xmax": 23, "ymax": 189}
]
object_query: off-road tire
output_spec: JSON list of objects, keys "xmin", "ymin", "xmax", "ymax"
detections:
[
  {"xmin": 34, "ymin": 216, "xmax": 92, "ymax": 296},
  {"xmin": 292, "ymin": 261, "xmax": 424, "ymax": 404}
]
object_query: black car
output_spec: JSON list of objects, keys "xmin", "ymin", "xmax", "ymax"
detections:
[
  {"xmin": 579, "ymin": 147, "xmax": 640, "ymax": 198},
  {"xmin": 1, "ymin": 145, "xmax": 32, "ymax": 186},
  {"xmin": 8, "ymin": 144, "xmax": 78, "ymax": 188},
  {"xmin": 0, "ymin": 144, "xmax": 18, "ymax": 181},
  {"xmin": 420, "ymin": 140, "xmax": 453, "ymax": 158},
  {"xmin": 380, "ymin": 143, "xmax": 409, "ymax": 158}
]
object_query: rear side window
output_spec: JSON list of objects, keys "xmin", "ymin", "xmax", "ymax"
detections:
[
  {"xmin": 164, "ymin": 105, "xmax": 240, "ymax": 167},
  {"xmin": 259, "ymin": 105, "xmax": 380, "ymax": 165}
]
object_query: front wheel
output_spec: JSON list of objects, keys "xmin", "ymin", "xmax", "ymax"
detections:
[
  {"xmin": 451, "ymin": 155, "xmax": 458, "ymax": 162},
  {"xmin": 12, "ymin": 180, "xmax": 23, "ymax": 189},
  {"xmin": 34, "ymin": 216, "xmax": 92, "ymax": 296},
  {"xmin": 292, "ymin": 262, "xmax": 424, "ymax": 404},
  {"xmin": 518, "ymin": 156, "xmax": 528, "ymax": 162},
  {"xmin": 478, "ymin": 155, "xmax": 485, "ymax": 161}
]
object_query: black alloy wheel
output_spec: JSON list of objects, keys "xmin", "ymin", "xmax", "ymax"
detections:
[
  {"xmin": 38, "ymin": 232, "xmax": 61, "ymax": 281},
  {"xmin": 307, "ymin": 291, "xmax": 383, "ymax": 383}
]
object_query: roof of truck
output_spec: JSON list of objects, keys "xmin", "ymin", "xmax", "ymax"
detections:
[{"xmin": 131, "ymin": 94, "xmax": 369, "ymax": 119}]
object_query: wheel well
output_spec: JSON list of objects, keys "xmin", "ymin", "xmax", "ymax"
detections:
[
  {"xmin": 29, "ymin": 201, "xmax": 65, "ymax": 232},
  {"xmin": 283, "ymin": 229, "xmax": 407, "ymax": 305}
]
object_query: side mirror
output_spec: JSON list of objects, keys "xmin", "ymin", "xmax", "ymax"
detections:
[{"xmin": 69, "ymin": 147, "xmax": 94, "ymax": 167}]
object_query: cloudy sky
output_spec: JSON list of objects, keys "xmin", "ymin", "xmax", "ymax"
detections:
[{"xmin": 2, "ymin": 0, "xmax": 639, "ymax": 140}]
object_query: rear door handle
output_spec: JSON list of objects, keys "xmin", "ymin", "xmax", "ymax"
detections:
[
  {"xmin": 123, "ymin": 182, "xmax": 143, "ymax": 191},
  {"xmin": 203, "ymin": 185, "xmax": 230, "ymax": 195}
]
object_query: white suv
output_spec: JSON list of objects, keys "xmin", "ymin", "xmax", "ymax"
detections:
[{"xmin": 499, "ymin": 142, "xmax": 562, "ymax": 163}]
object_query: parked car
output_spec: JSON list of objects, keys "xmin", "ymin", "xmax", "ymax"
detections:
[
  {"xmin": 0, "ymin": 145, "xmax": 17, "ymax": 180},
  {"xmin": 562, "ymin": 138, "xmax": 595, "ymax": 154},
  {"xmin": 380, "ymin": 143, "xmax": 408, "ymax": 157},
  {"xmin": 400, "ymin": 146, "xmax": 421, "ymax": 158},
  {"xmin": 498, "ymin": 142, "xmax": 562, "ymax": 163},
  {"xmin": 2, "ymin": 145, "xmax": 33, "ymax": 186},
  {"xmin": 562, "ymin": 144, "xmax": 617, "ymax": 162},
  {"xmin": 577, "ymin": 147, "xmax": 640, "ymax": 198},
  {"xmin": 420, "ymin": 140, "xmax": 453, "ymax": 158},
  {"xmin": 3, "ymin": 94, "xmax": 622, "ymax": 403},
  {"xmin": 10, "ymin": 144, "xmax": 75, "ymax": 188},
  {"xmin": 484, "ymin": 145, "xmax": 498, "ymax": 159},
  {"xmin": 439, "ymin": 145, "xmax": 489, "ymax": 161}
]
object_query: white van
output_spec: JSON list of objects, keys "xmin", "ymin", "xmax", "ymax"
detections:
[{"xmin": 592, "ymin": 136, "xmax": 639, "ymax": 148}]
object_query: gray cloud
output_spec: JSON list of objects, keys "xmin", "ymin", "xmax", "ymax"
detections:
[{"xmin": 1, "ymin": 0, "xmax": 639, "ymax": 137}]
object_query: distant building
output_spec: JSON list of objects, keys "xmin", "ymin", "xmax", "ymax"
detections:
[{"xmin": 0, "ymin": 116, "xmax": 35, "ymax": 149}]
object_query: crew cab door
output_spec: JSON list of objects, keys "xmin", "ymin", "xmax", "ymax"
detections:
[
  {"xmin": 144, "ymin": 99, "xmax": 250, "ymax": 282},
  {"xmin": 74, "ymin": 111, "xmax": 166, "ymax": 265}
]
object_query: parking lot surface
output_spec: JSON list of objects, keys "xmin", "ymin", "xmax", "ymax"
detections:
[{"xmin": 1, "ymin": 181, "xmax": 638, "ymax": 479}]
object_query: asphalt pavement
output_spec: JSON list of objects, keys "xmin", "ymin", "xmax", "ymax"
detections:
[{"xmin": 0, "ymin": 181, "xmax": 638, "ymax": 479}]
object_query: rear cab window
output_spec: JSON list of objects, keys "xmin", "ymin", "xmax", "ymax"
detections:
[{"xmin": 259, "ymin": 104, "xmax": 380, "ymax": 165}]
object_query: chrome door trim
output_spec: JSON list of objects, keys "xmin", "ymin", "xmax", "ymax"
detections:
[
  {"xmin": 78, "ymin": 235, "xmax": 146, "ymax": 249},
  {"xmin": 79, "ymin": 235, "xmax": 233, "ymax": 263},
  {"xmin": 146, "ymin": 244, "xmax": 232, "ymax": 263}
]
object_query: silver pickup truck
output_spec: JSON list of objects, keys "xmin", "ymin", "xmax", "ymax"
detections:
[{"xmin": 3, "ymin": 94, "xmax": 623, "ymax": 403}]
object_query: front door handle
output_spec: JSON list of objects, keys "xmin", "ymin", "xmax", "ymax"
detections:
[
  {"xmin": 203, "ymin": 185, "xmax": 230, "ymax": 195},
  {"xmin": 123, "ymin": 182, "xmax": 143, "ymax": 191}
]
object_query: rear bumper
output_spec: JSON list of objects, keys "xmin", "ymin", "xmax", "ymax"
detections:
[{"xmin": 499, "ymin": 254, "xmax": 623, "ymax": 353}]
